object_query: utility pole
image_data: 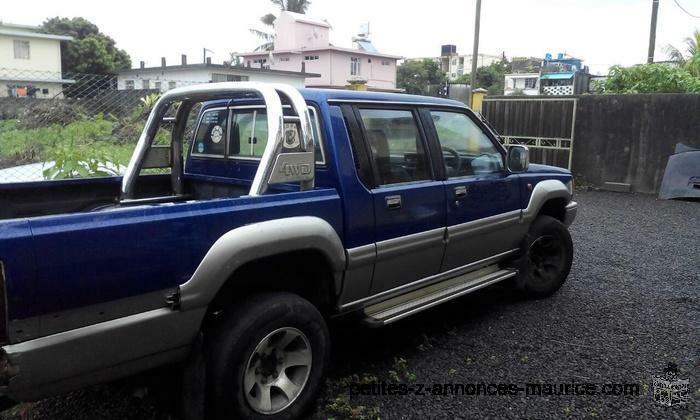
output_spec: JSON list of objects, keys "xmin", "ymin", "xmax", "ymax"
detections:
[
  {"xmin": 647, "ymin": 0, "xmax": 659, "ymax": 63},
  {"xmin": 470, "ymin": 0, "xmax": 482, "ymax": 106}
]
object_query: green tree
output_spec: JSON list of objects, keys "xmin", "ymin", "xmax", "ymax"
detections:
[
  {"xmin": 664, "ymin": 29, "xmax": 700, "ymax": 77},
  {"xmin": 251, "ymin": 0, "xmax": 313, "ymax": 51},
  {"xmin": 596, "ymin": 64, "xmax": 700, "ymax": 93},
  {"xmin": 455, "ymin": 59, "xmax": 511, "ymax": 95},
  {"xmin": 397, "ymin": 59, "xmax": 445, "ymax": 95},
  {"xmin": 41, "ymin": 17, "xmax": 131, "ymax": 75}
]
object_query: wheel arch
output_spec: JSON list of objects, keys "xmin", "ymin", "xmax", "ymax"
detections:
[
  {"xmin": 178, "ymin": 216, "xmax": 346, "ymax": 312},
  {"xmin": 522, "ymin": 179, "xmax": 571, "ymax": 224}
]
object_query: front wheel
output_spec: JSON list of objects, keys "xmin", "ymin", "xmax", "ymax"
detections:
[
  {"xmin": 206, "ymin": 292, "xmax": 330, "ymax": 420},
  {"xmin": 518, "ymin": 215, "xmax": 574, "ymax": 298}
]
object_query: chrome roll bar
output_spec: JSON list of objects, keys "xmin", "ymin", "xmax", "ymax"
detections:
[{"xmin": 120, "ymin": 82, "xmax": 314, "ymax": 199}]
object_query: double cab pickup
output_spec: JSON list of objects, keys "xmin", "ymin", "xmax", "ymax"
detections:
[{"xmin": 0, "ymin": 83, "xmax": 577, "ymax": 419}]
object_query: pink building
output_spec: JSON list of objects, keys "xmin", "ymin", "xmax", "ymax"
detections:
[{"xmin": 240, "ymin": 12, "xmax": 401, "ymax": 92}]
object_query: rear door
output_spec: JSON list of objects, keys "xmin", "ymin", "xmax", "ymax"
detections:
[
  {"xmin": 424, "ymin": 109, "xmax": 522, "ymax": 272},
  {"xmin": 354, "ymin": 106, "xmax": 446, "ymax": 295}
]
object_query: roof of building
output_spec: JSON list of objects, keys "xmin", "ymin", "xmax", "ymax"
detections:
[
  {"xmin": 278, "ymin": 11, "xmax": 332, "ymax": 28},
  {"xmin": 117, "ymin": 63, "xmax": 320, "ymax": 78},
  {"xmin": 240, "ymin": 46, "xmax": 402, "ymax": 60},
  {"xmin": 0, "ymin": 22, "xmax": 73, "ymax": 41}
]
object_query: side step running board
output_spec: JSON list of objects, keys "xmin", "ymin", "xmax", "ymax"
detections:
[{"xmin": 363, "ymin": 266, "xmax": 517, "ymax": 326}]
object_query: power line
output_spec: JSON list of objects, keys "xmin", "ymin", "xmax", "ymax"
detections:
[{"xmin": 673, "ymin": 0, "xmax": 700, "ymax": 18}]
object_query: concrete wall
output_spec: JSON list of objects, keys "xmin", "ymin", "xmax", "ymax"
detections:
[{"xmin": 572, "ymin": 94, "xmax": 700, "ymax": 194}]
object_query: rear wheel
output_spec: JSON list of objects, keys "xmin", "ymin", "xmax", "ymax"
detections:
[
  {"xmin": 518, "ymin": 215, "xmax": 573, "ymax": 298},
  {"xmin": 207, "ymin": 292, "xmax": 330, "ymax": 420}
]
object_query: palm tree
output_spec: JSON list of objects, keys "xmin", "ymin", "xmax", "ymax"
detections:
[
  {"xmin": 250, "ymin": 0, "xmax": 312, "ymax": 51},
  {"xmin": 664, "ymin": 29, "xmax": 700, "ymax": 66}
]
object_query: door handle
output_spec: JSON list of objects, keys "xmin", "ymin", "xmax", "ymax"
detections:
[
  {"xmin": 454, "ymin": 186, "xmax": 467, "ymax": 199},
  {"xmin": 385, "ymin": 195, "xmax": 402, "ymax": 210}
]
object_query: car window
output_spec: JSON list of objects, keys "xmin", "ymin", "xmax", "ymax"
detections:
[
  {"xmin": 193, "ymin": 109, "xmax": 227, "ymax": 156},
  {"xmin": 359, "ymin": 108, "xmax": 431, "ymax": 187},
  {"xmin": 431, "ymin": 111, "xmax": 503, "ymax": 177},
  {"xmin": 227, "ymin": 107, "xmax": 325, "ymax": 163}
]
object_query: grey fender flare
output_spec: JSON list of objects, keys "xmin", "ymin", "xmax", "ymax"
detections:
[
  {"xmin": 521, "ymin": 179, "xmax": 572, "ymax": 223},
  {"xmin": 178, "ymin": 216, "xmax": 346, "ymax": 310}
]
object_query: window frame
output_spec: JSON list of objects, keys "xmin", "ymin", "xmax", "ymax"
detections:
[
  {"xmin": 354, "ymin": 105, "xmax": 437, "ymax": 189},
  {"xmin": 422, "ymin": 106, "xmax": 507, "ymax": 180},
  {"xmin": 190, "ymin": 107, "xmax": 230, "ymax": 159},
  {"xmin": 350, "ymin": 57, "xmax": 361, "ymax": 76},
  {"xmin": 13, "ymin": 40, "xmax": 30, "ymax": 59},
  {"xmin": 189, "ymin": 104, "xmax": 327, "ymax": 166}
]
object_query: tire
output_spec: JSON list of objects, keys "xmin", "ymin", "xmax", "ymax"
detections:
[
  {"xmin": 517, "ymin": 215, "xmax": 574, "ymax": 298},
  {"xmin": 206, "ymin": 292, "xmax": 330, "ymax": 420}
]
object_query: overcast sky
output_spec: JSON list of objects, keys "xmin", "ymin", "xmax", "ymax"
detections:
[{"xmin": 2, "ymin": 0, "xmax": 699, "ymax": 75}]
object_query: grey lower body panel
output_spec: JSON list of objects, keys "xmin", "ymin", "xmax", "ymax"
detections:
[{"xmin": 0, "ymin": 307, "xmax": 206, "ymax": 401}]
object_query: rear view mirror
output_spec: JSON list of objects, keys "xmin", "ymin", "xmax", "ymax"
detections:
[{"xmin": 507, "ymin": 145, "xmax": 529, "ymax": 173}]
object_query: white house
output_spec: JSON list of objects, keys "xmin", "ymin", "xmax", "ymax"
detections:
[
  {"xmin": 0, "ymin": 22, "xmax": 74, "ymax": 98},
  {"xmin": 239, "ymin": 12, "xmax": 402, "ymax": 91},
  {"xmin": 407, "ymin": 45, "xmax": 502, "ymax": 81},
  {"xmin": 117, "ymin": 58, "xmax": 317, "ymax": 91},
  {"xmin": 504, "ymin": 73, "xmax": 540, "ymax": 96}
]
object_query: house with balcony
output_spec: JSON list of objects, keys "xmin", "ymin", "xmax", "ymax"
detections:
[
  {"xmin": 408, "ymin": 45, "xmax": 502, "ymax": 81},
  {"xmin": 0, "ymin": 22, "xmax": 74, "ymax": 98},
  {"xmin": 539, "ymin": 53, "xmax": 591, "ymax": 95},
  {"xmin": 238, "ymin": 12, "xmax": 401, "ymax": 92}
]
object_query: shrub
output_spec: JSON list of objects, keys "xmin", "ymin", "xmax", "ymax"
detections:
[{"xmin": 596, "ymin": 64, "xmax": 700, "ymax": 94}]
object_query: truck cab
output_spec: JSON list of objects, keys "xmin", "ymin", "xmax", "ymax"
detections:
[{"xmin": 0, "ymin": 83, "xmax": 576, "ymax": 419}]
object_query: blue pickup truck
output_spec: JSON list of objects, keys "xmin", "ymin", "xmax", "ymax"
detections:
[{"xmin": 0, "ymin": 83, "xmax": 576, "ymax": 419}]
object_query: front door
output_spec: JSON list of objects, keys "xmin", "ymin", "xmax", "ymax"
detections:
[
  {"xmin": 426, "ymin": 109, "xmax": 522, "ymax": 271},
  {"xmin": 355, "ymin": 107, "xmax": 446, "ymax": 295}
]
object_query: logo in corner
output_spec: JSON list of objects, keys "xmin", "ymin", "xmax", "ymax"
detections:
[{"xmin": 652, "ymin": 362, "xmax": 689, "ymax": 407}]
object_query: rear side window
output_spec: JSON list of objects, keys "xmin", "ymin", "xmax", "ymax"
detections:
[
  {"xmin": 193, "ymin": 109, "xmax": 227, "ymax": 157},
  {"xmin": 359, "ymin": 108, "xmax": 431, "ymax": 187},
  {"xmin": 194, "ymin": 106, "xmax": 325, "ymax": 163}
]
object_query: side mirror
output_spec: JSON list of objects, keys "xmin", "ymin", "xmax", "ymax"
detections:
[{"xmin": 507, "ymin": 145, "xmax": 529, "ymax": 173}]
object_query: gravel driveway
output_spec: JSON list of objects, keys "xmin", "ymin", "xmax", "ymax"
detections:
[{"xmin": 3, "ymin": 191, "xmax": 698, "ymax": 419}]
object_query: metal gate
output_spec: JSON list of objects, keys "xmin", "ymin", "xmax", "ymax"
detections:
[{"xmin": 481, "ymin": 97, "xmax": 578, "ymax": 169}]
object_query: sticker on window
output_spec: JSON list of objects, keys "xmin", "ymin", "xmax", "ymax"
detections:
[
  {"xmin": 197, "ymin": 142, "xmax": 204, "ymax": 153},
  {"xmin": 283, "ymin": 123, "xmax": 300, "ymax": 149},
  {"xmin": 210, "ymin": 125, "xmax": 223, "ymax": 144}
]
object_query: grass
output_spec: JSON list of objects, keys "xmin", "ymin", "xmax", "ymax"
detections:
[{"xmin": 0, "ymin": 118, "xmax": 136, "ymax": 171}]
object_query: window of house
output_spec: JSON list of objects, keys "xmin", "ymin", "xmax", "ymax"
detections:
[
  {"xmin": 350, "ymin": 57, "xmax": 361, "ymax": 76},
  {"xmin": 430, "ymin": 111, "xmax": 503, "ymax": 177},
  {"xmin": 192, "ymin": 109, "xmax": 228, "ymax": 157},
  {"xmin": 381, "ymin": 60, "xmax": 391, "ymax": 66},
  {"xmin": 525, "ymin": 78, "xmax": 537, "ymax": 89},
  {"xmin": 142, "ymin": 79, "xmax": 150, "ymax": 89},
  {"xmin": 359, "ymin": 109, "xmax": 431, "ymax": 186},
  {"xmin": 13, "ymin": 40, "xmax": 30, "ymax": 59},
  {"xmin": 253, "ymin": 58, "xmax": 268, "ymax": 64},
  {"xmin": 279, "ymin": 57, "xmax": 290, "ymax": 62},
  {"xmin": 155, "ymin": 81, "xmax": 162, "ymax": 91},
  {"xmin": 168, "ymin": 81, "xmax": 177, "ymax": 90},
  {"xmin": 212, "ymin": 73, "xmax": 248, "ymax": 82},
  {"xmin": 304, "ymin": 55, "xmax": 319, "ymax": 61},
  {"xmin": 125, "ymin": 80, "xmax": 135, "ymax": 90}
]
